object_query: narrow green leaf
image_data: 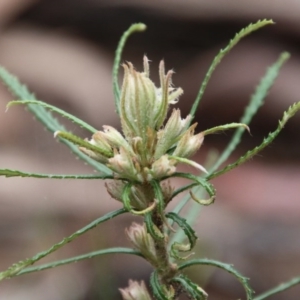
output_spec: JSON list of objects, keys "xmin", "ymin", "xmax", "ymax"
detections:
[
  {"xmin": 208, "ymin": 101, "xmax": 300, "ymax": 180},
  {"xmin": 166, "ymin": 212, "xmax": 198, "ymax": 260},
  {"xmin": 168, "ymin": 173, "xmax": 216, "ymax": 206},
  {"xmin": 168, "ymin": 156, "xmax": 208, "ymax": 174},
  {"xmin": 122, "ymin": 182, "xmax": 136, "ymax": 212},
  {"xmin": 179, "ymin": 258, "xmax": 254, "ymax": 300},
  {"xmin": 172, "ymin": 50, "xmax": 290, "ymax": 243},
  {"xmin": 61, "ymin": 142, "xmax": 112, "ymax": 175},
  {"xmin": 18, "ymin": 247, "xmax": 143, "ymax": 276},
  {"xmin": 144, "ymin": 212, "xmax": 164, "ymax": 240},
  {"xmin": 279, "ymin": 101, "xmax": 300, "ymax": 125},
  {"xmin": 209, "ymin": 51, "xmax": 290, "ymax": 174},
  {"xmin": 0, "ymin": 67, "xmax": 112, "ymax": 175},
  {"xmin": 202, "ymin": 122, "xmax": 249, "ymax": 136},
  {"xmin": 254, "ymin": 276, "xmax": 300, "ymax": 300},
  {"xmin": 150, "ymin": 270, "xmax": 173, "ymax": 300},
  {"xmin": 170, "ymin": 150, "xmax": 218, "ymax": 234},
  {"xmin": 7, "ymin": 100, "xmax": 97, "ymax": 133},
  {"xmin": 171, "ymin": 274, "xmax": 207, "ymax": 300},
  {"xmin": 169, "ymin": 149, "xmax": 220, "ymax": 212},
  {"xmin": 170, "ymin": 183, "xmax": 198, "ymax": 203},
  {"xmin": 55, "ymin": 130, "xmax": 113, "ymax": 158},
  {"xmin": 0, "ymin": 208, "xmax": 126, "ymax": 280},
  {"xmin": 0, "ymin": 169, "xmax": 113, "ymax": 179},
  {"xmin": 168, "ymin": 186, "xmax": 204, "ymax": 249},
  {"xmin": 113, "ymin": 23, "xmax": 147, "ymax": 114},
  {"xmin": 121, "ymin": 183, "xmax": 157, "ymax": 215},
  {"xmin": 189, "ymin": 19, "xmax": 274, "ymax": 123},
  {"xmin": 166, "ymin": 212, "xmax": 197, "ymax": 249},
  {"xmin": 151, "ymin": 180, "xmax": 166, "ymax": 217},
  {"xmin": 150, "ymin": 180, "xmax": 172, "ymax": 233}
]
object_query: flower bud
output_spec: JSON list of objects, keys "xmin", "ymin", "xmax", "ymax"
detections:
[
  {"xmin": 78, "ymin": 56, "xmax": 207, "ymax": 184},
  {"xmin": 149, "ymin": 155, "xmax": 176, "ymax": 180},
  {"xmin": 120, "ymin": 59, "xmax": 157, "ymax": 139},
  {"xmin": 107, "ymin": 147, "xmax": 141, "ymax": 182},
  {"xmin": 173, "ymin": 124, "xmax": 204, "ymax": 158},
  {"xmin": 100, "ymin": 125, "xmax": 133, "ymax": 154},
  {"xmin": 90, "ymin": 131, "xmax": 112, "ymax": 153},
  {"xmin": 105, "ymin": 180, "xmax": 126, "ymax": 202},
  {"xmin": 119, "ymin": 280, "xmax": 152, "ymax": 300},
  {"xmin": 125, "ymin": 223, "xmax": 157, "ymax": 266},
  {"xmin": 120, "ymin": 56, "xmax": 183, "ymax": 141},
  {"xmin": 154, "ymin": 109, "xmax": 191, "ymax": 159},
  {"xmin": 78, "ymin": 147, "xmax": 108, "ymax": 164},
  {"xmin": 161, "ymin": 180, "xmax": 174, "ymax": 204}
]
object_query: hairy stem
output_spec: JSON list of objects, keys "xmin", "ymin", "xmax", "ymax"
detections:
[{"xmin": 151, "ymin": 208, "xmax": 178, "ymax": 297}]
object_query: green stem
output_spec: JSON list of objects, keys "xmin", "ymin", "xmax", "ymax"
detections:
[
  {"xmin": 145, "ymin": 181, "xmax": 178, "ymax": 285},
  {"xmin": 151, "ymin": 209, "xmax": 178, "ymax": 283}
]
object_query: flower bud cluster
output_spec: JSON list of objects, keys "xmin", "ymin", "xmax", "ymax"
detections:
[{"xmin": 80, "ymin": 56, "xmax": 205, "ymax": 184}]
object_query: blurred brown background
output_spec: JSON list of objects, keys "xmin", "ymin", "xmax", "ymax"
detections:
[{"xmin": 0, "ymin": 1, "xmax": 300, "ymax": 299}]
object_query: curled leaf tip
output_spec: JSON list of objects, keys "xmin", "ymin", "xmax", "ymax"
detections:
[
  {"xmin": 134, "ymin": 23, "xmax": 147, "ymax": 31},
  {"xmin": 281, "ymin": 51, "xmax": 290, "ymax": 59},
  {"xmin": 54, "ymin": 131, "xmax": 61, "ymax": 138},
  {"xmin": 5, "ymin": 100, "xmax": 17, "ymax": 112},
  {"xmin": 131, "ymin": 201, "xmax": 157, "ymax": 215},
  {"xmin": 165, "ymin": 219, "xmax": 176, "ymax": 233},
  {"xmin": 168, "ymin": 156, "xmax": 207, "ymax": 174},
  {"xmin": 192, "ymin": 161, "xmax": 208, "ymax": 174},
  {"xmin": 242, "ymin": 124, "xmax": 251, "ymax": 135},
  {"xmin": 190, "ymin": 191, "xmax": 215, "ymax": 206}
]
